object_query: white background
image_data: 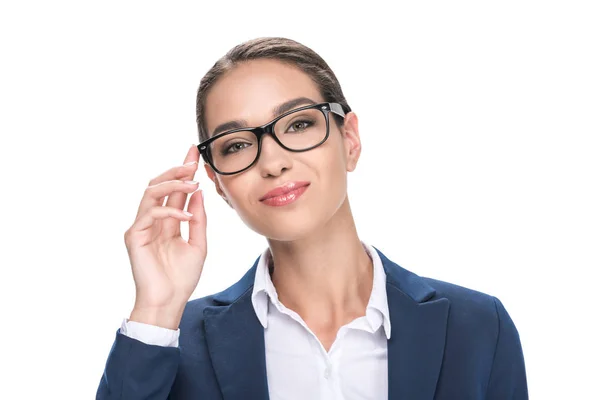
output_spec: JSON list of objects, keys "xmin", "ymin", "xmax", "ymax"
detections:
[{"xmin": 1, "ymin": 1, "xmax": 598, "ymax": 398}]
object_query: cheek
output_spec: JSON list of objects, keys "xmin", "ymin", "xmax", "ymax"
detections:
[
  {"xmin": 222, "ymin": 181, "xmax": 246, "ymax": 206},
  {"xmin": 220, "ymin": 176, "xmax": 261, "ymax": 219},
  {"xmin": 321, "ymin": 131, "xmax": 349, "ymax": 177},
  {"xmin": 308, "ymin": 140, "xmax": 348, "ymax": 207},
  {"xmin": 216, "ymin": 175, "xmax": 240, "ymax": 202}
]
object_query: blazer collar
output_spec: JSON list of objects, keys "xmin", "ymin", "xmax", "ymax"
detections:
[{"xmin": 204, "ymin": 246, "xmax": 449, "ymax": 400}]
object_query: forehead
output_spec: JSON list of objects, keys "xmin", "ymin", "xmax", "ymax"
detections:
[{"xmin": 204, "ymin": 59, "xmax": 324, "ymax": 135}]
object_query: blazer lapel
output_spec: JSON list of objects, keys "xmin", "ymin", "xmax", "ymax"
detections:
[
  {"xmin": 375, "ymin": 247, "xmax": 450, "ymax": 400},
  {"xmin": 203, "ymin": 260, "xmax": 270, "ymax": 400}
]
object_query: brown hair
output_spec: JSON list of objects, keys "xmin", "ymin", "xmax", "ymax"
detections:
[{"xmin": 195, "ymin": 37, "xmax": 351, "ymax": 143}]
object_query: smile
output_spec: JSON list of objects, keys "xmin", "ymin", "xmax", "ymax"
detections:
[{"xmin": 259, "ymin": 181, "xmax": 310, "ymax": 207}]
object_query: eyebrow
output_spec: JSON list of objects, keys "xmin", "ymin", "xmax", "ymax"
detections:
[{"xmin": 211, "ymin": 97, "xmax": 318, "ymax": 136}]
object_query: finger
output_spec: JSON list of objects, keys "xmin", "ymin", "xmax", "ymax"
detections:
[
  {"xmin": 147, "ymin": 161, "xmax": 198, "ymax": 187},
  {"xmin": 136, "ymin": 179, "xmax": 199, "ymax": 222},
  {"xmin": 127, "ymin": 206, "xmax": 193, "ymax": 245},
  {"xmin": 135, "ymin": 152, "xmax": 199, "ymax": 220},
  {"xmin": 163, "ymin": 145, "xmax": 201, "ymax": 236},
  {"xmin": 165, "ymin": 145, "xmax": 200, "ymax": 211},
  {"xmin": 187, "ymin": 189, "xmax": 207, "ymax": 250}
]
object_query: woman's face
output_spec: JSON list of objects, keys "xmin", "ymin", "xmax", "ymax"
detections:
[{"xmin": 203, "ymin": 58, "xmax": 361, "ymax": 241}]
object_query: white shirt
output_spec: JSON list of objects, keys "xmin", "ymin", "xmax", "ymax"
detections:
[{"xmin": 121, "ymin": 242, "xmax": 391, "ymax": 400}]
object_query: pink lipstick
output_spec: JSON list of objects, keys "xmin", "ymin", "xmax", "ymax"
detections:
[{"xmin": 259, "ymin": 181, "xmax": 310, "ymax": 207}]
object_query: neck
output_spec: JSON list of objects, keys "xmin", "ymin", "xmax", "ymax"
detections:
[{"xmin": 266, "ymin": 197, "xmax": 373, "ymax": 330}]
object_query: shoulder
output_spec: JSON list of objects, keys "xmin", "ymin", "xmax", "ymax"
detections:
[
  {"xmin": 425, "ymin": 277, "xmax": 502, "ymax": 327},
  {"xmin": 377, "ymin": 245, "xmax": 504, "ymax": 330},
  {"xmin": 180, "ymin": 285, "xmax": 252, "ymax": 329},
  {"xmin": 421, "ymin": 276, "xmax": 517, "ymax": 350},
  {"xmin": 181, "ymin": 254, "xmax": 260, "ymax": 325},
  {"xmin": 425, "ymin": 277, "xmax": 498, "ymax": 311},
  {"xmin": 417, "ymin": 279, "xmax": 527, "ymax": 395},
  {"xmin": 178, "ymin": 262, "xmax": 258, "ymax": 336}
]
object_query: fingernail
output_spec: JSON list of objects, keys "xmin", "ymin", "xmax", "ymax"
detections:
[
  {"xmin": 183, "ymin": 211, "xmax": 193, "ymax": 217},
  {"xmin": 184, "ymin": 180, "xmax": 198, "ymax": 185},
  {"xmin": 184, "ymin": 161, "xmax": 198, "ymax": 166},
  {"xmin": 201, "ymin": 190, "xmax": 204, "ymax": 200}
]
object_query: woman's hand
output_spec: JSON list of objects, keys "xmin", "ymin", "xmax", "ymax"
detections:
[{"xmin": 124, "ymin": 145, "xmax": 207, "ymax": 329}]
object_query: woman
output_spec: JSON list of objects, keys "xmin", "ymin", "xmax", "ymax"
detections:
[{"xmin": 97, "ymin": 37, "xmax": 527, "ymax": 399}]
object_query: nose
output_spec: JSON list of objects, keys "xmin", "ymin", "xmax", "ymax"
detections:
[{"xmin": 256, "ymin": 133, "xmax": 292, "ymax": 177}]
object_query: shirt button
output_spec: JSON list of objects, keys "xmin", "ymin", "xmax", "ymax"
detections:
[{"xmin": 324, "ymin": 365, "xmax": 332, "ymax": 379}]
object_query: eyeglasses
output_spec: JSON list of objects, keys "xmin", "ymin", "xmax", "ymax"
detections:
[{"xmin": 197, "ymin": 102, "xmax": 347, "ymax": 175}]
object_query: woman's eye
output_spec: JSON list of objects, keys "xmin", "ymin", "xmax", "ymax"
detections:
[
  {"xmin": 287, "ymin": 120, "xmax": 313, "ymax": 132},
  {"xmin": 224, "ymin": 142, "xmax": 251, "ymax": 155}
]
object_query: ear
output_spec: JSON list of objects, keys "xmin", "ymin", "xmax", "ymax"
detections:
[
  {"xmin": 203, "ymin": 163, "xmax": 233, "ymax": 208},
  {"xmin": 340, "ymin": 112, "xmax": 361, "ymax": 172}
]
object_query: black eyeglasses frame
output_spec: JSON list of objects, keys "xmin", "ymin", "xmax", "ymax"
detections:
[{"xmin": 197, "ymin": 102, "xmax": 347, "ymax": 175}]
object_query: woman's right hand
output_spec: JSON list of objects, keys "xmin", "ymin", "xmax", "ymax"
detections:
[{"xmin": 124, "ymin": 145, "xmax": 207, "ymax": 329}]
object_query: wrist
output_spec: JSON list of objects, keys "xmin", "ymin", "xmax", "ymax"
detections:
[{"xmin": 129, "ymin": 304, "xmax": 185, "ymax": 330}]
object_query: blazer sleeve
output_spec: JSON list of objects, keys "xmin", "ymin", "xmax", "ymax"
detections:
[
  {"xmin": 96, "ymin": 329, "xmax": 180, "ymax": 400},
  {"xmin": 485, "ymin": 297, "xmax": 529, "ymax": 400}
]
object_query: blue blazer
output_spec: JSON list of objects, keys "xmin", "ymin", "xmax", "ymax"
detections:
[{"xmin": 97, "ymin": 247, "xmax": 528, "ymax": 399}]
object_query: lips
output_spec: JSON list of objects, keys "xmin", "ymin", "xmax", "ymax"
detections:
[{"xmin": 259, "ymin": 181, "xmax": 310, "ymax": 201}]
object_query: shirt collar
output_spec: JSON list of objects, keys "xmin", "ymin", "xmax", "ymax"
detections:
[{"xmin": 250, "ymin": 241, "xmax": 392, "ymax": 339}]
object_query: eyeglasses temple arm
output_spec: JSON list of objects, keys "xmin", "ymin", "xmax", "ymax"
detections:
[{"xmin": 329, "ymin": 102, "xmax": 347, "ymax": 118}]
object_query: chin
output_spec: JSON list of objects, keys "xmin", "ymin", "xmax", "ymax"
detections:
[{"xmin": 240, "ymin": 206, "xmax": 326, "ymax": 242}]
